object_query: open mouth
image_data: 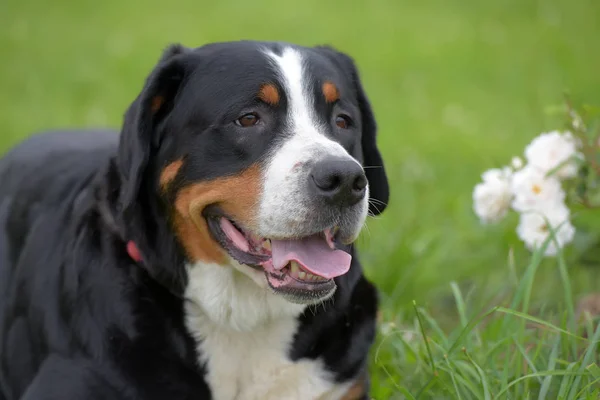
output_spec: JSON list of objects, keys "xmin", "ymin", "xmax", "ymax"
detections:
[{"xmin": 204, "ymin": 208, "xmax": 352, "ymax": 300}]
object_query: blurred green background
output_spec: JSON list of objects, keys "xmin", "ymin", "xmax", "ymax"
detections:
[{"xmin": 2, "ymin": 0, "xmax": 600, "ymax": 395}]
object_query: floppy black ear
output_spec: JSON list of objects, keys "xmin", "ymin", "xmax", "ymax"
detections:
[
  {"xmin": 316, "ymin": 46, "xmax": 390, "ymax": 215},
  {"xmin": 117, "ymin": 44, "xmax": 189, "ymax": 217}
]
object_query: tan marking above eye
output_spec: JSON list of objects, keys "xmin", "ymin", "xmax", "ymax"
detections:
[
  {"xmin": 322, "ymin": 81, "xmax": 340, "ymax": 103},
  {"xmin": 170, "ymin": 164, "xmax": 262, "ymax": 264},
  {"xmin": 258, "ymin": 83, "xmax": 280, "ymax": 106}
]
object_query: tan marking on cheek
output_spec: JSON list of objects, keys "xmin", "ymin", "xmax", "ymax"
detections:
[
  {"xmin": 159, "ymin": 159, "xmax": 184, "ymax": 189},
  {"xmin": 322, "ymin": 81, "xmax": 340, "ymax": 103},
  {"xmin": 339, "ymin": 378, "xmax": 367, "ymax": 400},
  {"xmin": 171, "ymin": 164, "xmax": 262, "ymax": 264},
  {"xmin": 258, "ymin": 83, "xmax": 280, "ymax": 106},
  {"xmin": 151, "ymin": 95, "xmax": 165, "ymax": 113}
]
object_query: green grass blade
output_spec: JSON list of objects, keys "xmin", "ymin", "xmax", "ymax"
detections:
[
  {"xmin": 506, "ymin": 238, "xmax": 549, "ymax": 314},
  {"xmin": 397, "ymin": 387, "xmax": 417, "ymax": 400},
  {"xmin": 567, "ymin": 321, "xmax": 600, "ymax": 399},
  {"xmin": 463, "ymin": 349, "xmax": 492, "ymax": 400},
  {"xmin": 445, "ymin": 360, "xmax": 484, "ymax": 399},
  {"xmin": 443, "ymin": 355, "xmax": 464, "ymax": 400},
  {"xmin": 413, "ymin": 300, "xmax": 437, "ymax": 376},
  {"xmin": 495, "ymin": 371, "xmax": 586, "ymax": 400},
  {"xmin": 538, "ymin": 336, "xmax": 561, "ymax": 399},
  {"xmin": 512, "ymin": 336, "xmax": 542, "ymax": 384},
  {"xmin": 451, "ymin": 281, "xmax": 468, "ymax": 328},
  {"xmin": 574, "ymin": 378, "xmax": 600, "ymax": 399},
  {"xmin": 447, "ymin": 307, "xmax": 498, "ymax": 356},
  {"xmin": 587, "ymin": 363, "xmax": 600, "ymax": 380},
  {"xmin": 557, "ymin": 363, "xmax": 578, "ymax": 399},
  {"xmin": 495, "ymin": 307, "xmax": 589, "ymax": 341},
  {"xmin": 415, "ymin": 376, "xmax": 437, "ymax": 400},
  {"xmin": 418, "ymin": 307, "xmax": 450, "ymax": 349}
]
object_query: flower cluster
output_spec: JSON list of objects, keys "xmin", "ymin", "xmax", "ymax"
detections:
[{"xmin": 473, "ymin": 131, "xmax": 582, "ymax": 256}]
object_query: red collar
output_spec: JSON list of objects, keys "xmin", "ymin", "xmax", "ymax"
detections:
[{"xmin": 126, "ymin": 241, "xmax": 143, "ymax": 263}]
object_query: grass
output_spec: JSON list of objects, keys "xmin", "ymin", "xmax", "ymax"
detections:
[
  {"xmin": 371, "ymin": 238, "xmax": 600, "ymax": 398},
  {"xmin": 2, "ymin": 0, "xmax": 600, "ymax": 398}
]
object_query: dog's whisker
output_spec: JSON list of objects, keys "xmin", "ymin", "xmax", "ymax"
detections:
[
  {"xmin": 362, "ymin": 165, "xmax": 384, "ymax": 169},
  {"xmin": 362, "ymin": 221, "xmax": 372, "ymax": 239},
  {"xmin": 368, "ymin": 198, "xmax": 388, "ymax": 207},
  {"xmin": 368, "ymin": 201, "xmax": 384, "ymax": 216}
]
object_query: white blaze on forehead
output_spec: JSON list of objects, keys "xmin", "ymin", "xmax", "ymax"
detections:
[
  {"xmin": 265, "ymin": 47, "xmax": 319, "ymax": 134},
  {"xmin": 257, "ymin": 46, "xmax": 369, "ymax": 238},
  {"xmin": 262, "ymin": 46, "xmax": 352, "ymax": 157}
]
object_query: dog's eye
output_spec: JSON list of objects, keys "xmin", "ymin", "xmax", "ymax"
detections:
[
  {"xmin": 335, "ymin": 114, "xmax": 352, "ymax": 129},
  {"xmin": 236, "ymin": 113, "xmax": 260, "ymax": 127}
]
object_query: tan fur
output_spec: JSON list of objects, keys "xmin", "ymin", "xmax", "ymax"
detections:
[
  {"xmin": 159, "ymin": 158, "xmax": 184, "ymax": 189},
  {"xmin": 258, "ymin": 83, "xmax": 280, "ymax": 106},
  {"xmin": 322, "ymin": 81, "xmax": 340, "ymax": 103},
  {"xmin": 340, "ymin": 375, "xmax": 367, "ymax": 400},
  {"xmin": 339, "ymin": 379, "xmax": 366, "ymax": 400},
  {"xmin": 171, "ymin": 164, "xmax": 262, "ymax": 264}
]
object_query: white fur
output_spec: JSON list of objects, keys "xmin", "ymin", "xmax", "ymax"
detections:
[{"xmin": 185, "ymin": 262, "xmax": 352, "ymax": 399}]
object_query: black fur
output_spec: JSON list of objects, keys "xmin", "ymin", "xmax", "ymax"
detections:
[
  {"xmin": 0, "ymin": 41, "xmax": 388, "ymax": 399},
  {"xmin": 314, "ymin": 46, "xmax": 389, "ymax": 216}
]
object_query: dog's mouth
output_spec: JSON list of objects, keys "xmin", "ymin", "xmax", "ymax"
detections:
[{"xmin": 204, "ymin": 208, "xmax": 352, "ymax": 301}]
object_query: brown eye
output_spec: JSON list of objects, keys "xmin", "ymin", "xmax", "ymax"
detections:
[
  {"xmin": 236, "ymin": 113, "xmax": 260, "ymax": 127},
  {"xmin": 335, "ymin": 114, "xmax": 352, "ymax": 129}
]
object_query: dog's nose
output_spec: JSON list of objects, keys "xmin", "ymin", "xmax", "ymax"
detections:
[{"xmin": 310, "ymin": 158, "xmax": 367, "ymax": 207}]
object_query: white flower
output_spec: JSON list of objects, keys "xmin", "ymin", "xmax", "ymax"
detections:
[
  {"xmin": 524, "ymin": 130, "xmax": 581, "ymax": 179},
  {"xmin": 511, "ymin": 165, "xmax": 565, "ymax": 212},
  {"xmin": 473, "ymin": 168, "xmax": 513, "ymax": 223},
  {"xmin": 516, "ymin": 203, "xmax": 575, "ymax": 256},
  {"xmin": 511, "ymin": 156, "xmax": 524, "ymax": 170}
]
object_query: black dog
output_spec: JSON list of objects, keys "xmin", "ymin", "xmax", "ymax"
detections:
[{"xmin": 0, "ymin": 41, "xmax": 388, "ymax": 400}]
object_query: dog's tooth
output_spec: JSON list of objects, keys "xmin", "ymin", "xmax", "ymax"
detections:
[
  {"xmin": 305, "ymin": 273, "xmax": 313, "ymax": 281},
  {"xmin": 298, "ymin": 271, "xmax": 306, "ymax": 280},
  {"xmin": 263, "ymin": 240, "xmax": 271, "ymax": 251},
  {"xmin": 290, "ymin": 261, "xmax": 299, "ymax": 276}
]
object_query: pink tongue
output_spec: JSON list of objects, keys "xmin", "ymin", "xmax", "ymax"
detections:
[
  {"xmin": 220, "ymin": 218, "xmax": 250, "ymax": 252},
  {"xmin": 270, "ymin": 235, "xmax": 352, "ymax": 279}
]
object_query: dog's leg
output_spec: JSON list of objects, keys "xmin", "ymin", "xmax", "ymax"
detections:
[{"xmin": 19, "ymin": 354, "xmax": 127, "ymax": 400}]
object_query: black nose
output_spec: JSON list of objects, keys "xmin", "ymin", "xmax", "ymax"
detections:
[{"xmin": 309, "ymin": 158, "xmax": 367, "ymax": 207}]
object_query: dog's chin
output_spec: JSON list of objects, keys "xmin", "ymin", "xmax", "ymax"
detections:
[{"xmin": 203, "ymin": 207, "xmax": 358, "ymax": 305}]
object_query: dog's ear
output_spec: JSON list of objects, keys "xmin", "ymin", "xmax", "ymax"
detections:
[
  {"xmin": 315, "ymin": 46, "xmax": 389, "ymax": 215},
  {"xmin": 117, "ymin": 44, "xmax": 189, "ymax": 216}
]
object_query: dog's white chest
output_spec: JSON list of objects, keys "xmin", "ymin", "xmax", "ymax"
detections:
[
  {"xmin": 184, "ymin": 263, "xmax": 353, "ymax": 400},
  {"xmin": 187, "ymin": 314, "xmax": 351, "ymax": 400}
]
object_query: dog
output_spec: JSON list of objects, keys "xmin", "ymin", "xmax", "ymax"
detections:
[{"xmin": 0, "ymin": 41, "xmax": 389, "ymax": 400}]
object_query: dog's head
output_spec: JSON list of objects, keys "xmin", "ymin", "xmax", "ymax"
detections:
[{"xmin": 115, "ymin": 41, "xmax": 388, "ymax": 306}]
